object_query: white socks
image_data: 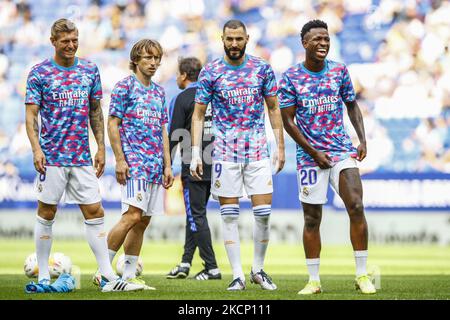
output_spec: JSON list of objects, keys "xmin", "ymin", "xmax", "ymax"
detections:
[
  {"xmin": 35, "ymin": 215, "xmax": 54, "ymax": 281},
  {"xmin": 306, "ymin": 258, "xmax": 320, "ymax": 282},
  {"xmin": 85, "ymin": 217, "xmax": 117, "ymax": 281},
  {"xmin": 221, "ymin": 204, "xmax": 272, "ymax": 279},
  {"xmin": 122, "ymin": 255, "xmax": 138, "ymax": 281},
  {"xmin": 220, "ymin": 204, "xmax": 243, "ymax": 280},
  {"xmin": 252, "ymin": 205, "xmax": 271, "ymax": 273},
  {"xmin": 354, "ymin": 250, "xmax": 368, "ymax": 277},
  {"xmin": 108, "ymin": 249, "xmax": 117, "ymax": 264},
  {"xmin": 304, "ymin": 251, "xmax": 368, "ymax": 282}
]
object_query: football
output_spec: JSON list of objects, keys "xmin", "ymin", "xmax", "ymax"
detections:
[
  {"xmin": 23, "ymin": 253, "xmax": 38, "ymax": 278},
  {"xmin": 49, "ymin": 252, "xmax": 72, "ymax": 278},
  {"xmin": 115, "ymin": 254, "xmax": 143, "ymax": 277},
  {"xmin": 24, "ymin": 252, "xmax": 72, "ymax": 279}
]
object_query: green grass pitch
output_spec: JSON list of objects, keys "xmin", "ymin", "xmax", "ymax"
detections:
[{"xmin": 0, "ymin": 239, "xmax": 449, "ymax": 300}]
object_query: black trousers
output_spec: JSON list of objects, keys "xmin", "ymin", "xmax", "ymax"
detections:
[{"xmin": 181, "ymin": 176, "xmax": 218, "ymax": 270}]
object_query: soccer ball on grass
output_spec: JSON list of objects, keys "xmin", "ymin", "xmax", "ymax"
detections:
[
  {"xmin": 23, "ymin": 253, "xmax": 39, "ymax": 278},
  {"xmin": 24, "ymin": 252, "xmax": 72, "ymax": 278}
]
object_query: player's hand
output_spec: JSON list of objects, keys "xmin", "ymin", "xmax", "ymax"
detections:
[
  {"xmin": 356, "ymin": 142, "xmax": 367, "ymax": 161},
  {"xmin": 115, "ymin": 159, "xmax": 130, "ymax": 185},
  {"xmin": 190, "ymin": 159, "xmax": 203, "ymax": 180},
  {"xmin": 276, "ymin": 146, "xmax": 286, "ymax": 173},
  {"xmin": 94, "ymin": 148, "xmax": 105, "ymax": 178},
  {"xmin": 272, "ymin": 146, "xmax": 286, "ymax": 174},
  {"xmin": 163, "ymin": 167, "xmax": 174, "ymax": 189},
  {"xmin": 33, "ymin": 149, "xmax": 46, "ymax": 174},
  {"xmin": 189, "ymin": 146, "xmax": 203, "ymax": 180},
  {"xmin": 312, "ymin": 150, "xmax": 332, "ymax": 169}
]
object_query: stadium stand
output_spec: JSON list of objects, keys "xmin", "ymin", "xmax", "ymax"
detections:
[{"xmin": 0, "ymin": 0, "xmax": 449, "ymax": 178}]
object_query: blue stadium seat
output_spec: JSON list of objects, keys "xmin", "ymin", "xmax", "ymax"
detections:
[
  {"xmin": 283, "ymin": 35, "xmax": 301, "ymax": 53},
  {"xmin": 342, "ymin": 13, "xmax": 366, "ymax": 29}
]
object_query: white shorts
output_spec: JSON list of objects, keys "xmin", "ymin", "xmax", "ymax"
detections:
[
  {"xmin": 121, "ymin": 179, "xmax": 164, "ymax": 216},
  {"xmin": 35, "ymin": 166, "xmax": 101, "ymax": 205},
  {"xmin": 297, "ymin": 157, "xmax": 358, "ymax": 204},
  {"xmin": 211, "ymin": 159, "xmax": 273, "ymax": 199}
]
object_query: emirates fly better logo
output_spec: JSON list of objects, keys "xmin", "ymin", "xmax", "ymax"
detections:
[
  {"xmin": 52, "ymin": 89, "xmax": 88, "ymax": 107},
  {"xmin": 302, "ymin": 95, "xmax": 339, "ymax": 114},
  {"xmin": 221, "ymin": 87, "xmax": 259, "ymax": 104}
]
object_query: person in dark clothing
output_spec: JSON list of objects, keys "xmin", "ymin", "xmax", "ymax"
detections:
[{"xmin": 166, "ymin": 57, "xmax": 221, "ymax": 280}]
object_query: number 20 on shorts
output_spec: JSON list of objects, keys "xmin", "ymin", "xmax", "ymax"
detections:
[{"xmin": 299, "ymin": 168, "xmax": 317, "ymax": 186}]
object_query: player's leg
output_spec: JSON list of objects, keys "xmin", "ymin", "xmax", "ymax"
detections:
[
  {"xmin": 212, "ymin": 161, "xmax": 245, "ymax": 290},
  {"xmin": 302, "ymin": 202, "xmax": 323, "ymax": 257},
  {"xmin": 80, "ymin": 202, "xmax": 144, "ymax": 290},
  {"xmin": 330, "ymin": 160, "xmax": 369, "ymax": 267},
  {"xmin": 219, "ymin": 195, "xmax": 244, "ymax": 290},
  {"xmin": 35, "ymin": 201, "xmax": 57, "ymax": 283},
  {"xmin": 333, "ymin": 163, "xmax": 375, "ymax": 294},
  {"xmin": 63, "ymin": 166, "xmax": 116, "ymax": 282},
  {"xmin": 250, "ymin": 194, "xmax": 272, "ymax": 276},
  {"xmin": 302, "ymin": 203, "xmax": 322, "ymax": 275},
  {"xmin": 107, "ymin": 205, "xmax": 143, "ymax": 258},
  {"xmin": 245, "ymin": 160, "xmax": 273, "ymax": 273},
  {"xmin": 67, "ymin": 167, "xmax": 143, "ymax": 290},
  {"xmin": 107, "ymin": 179, "xmax": 147, "ymax": 255},
  {"xmin": 188, "ymin": 179, "xmax": 221, "ymax": 280},
  {"xmin": 122, "ymin": 216, "xmax": 151, "ymax": 281},
  {"xmin": 296, "ymin": 166, "xmax": 329, "ymax": 294},
  {"xmin": 298, "ymin": 203, "xmax": 323, "ymax": 294},
  {"xmin": 85, "ymin": 201, "xmax": 144, "ymax": 292},
  {"xmin": 337, "ymin": 168, "xmax": 368, "ymax": 251},
  {"xmin": 121, "ymin": 182, "xmax": 163, "ymax": 289},
  {"xmin": 248, "ymin": 193, "xmax": 277, "ymax": 290},
  {"xmin": 79, "ymin": 201, "xmax": 118, "ymax": 282},
  {"xmin": 64, "ymin": 169, "xmax": 142, "ymax": 292},
  {"xmin": 244, "ymin": 159, "xmax": 276, "ymax": 290},
  {"xmin": 251, "ymin": 193, "xmax": 272, "ymax": 273},
  {"xmin": 33, "ymin": 167, "xmax": 67, "ymax": 284}
]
